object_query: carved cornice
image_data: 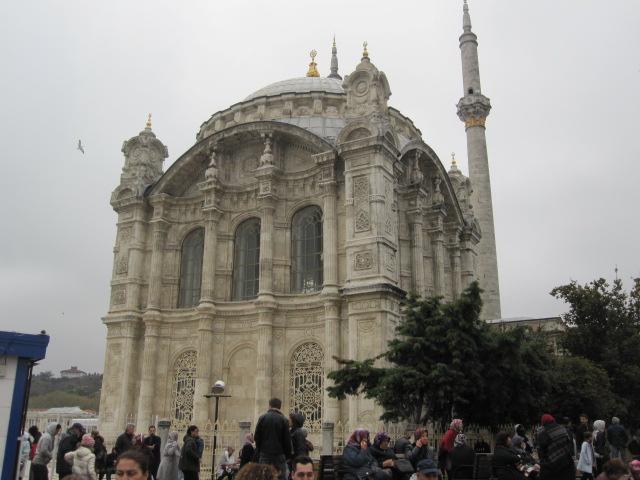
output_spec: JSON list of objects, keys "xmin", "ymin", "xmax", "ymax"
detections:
[{"xmin": 457, "ymin": 94, "xmax": 491, "ymax": 127}]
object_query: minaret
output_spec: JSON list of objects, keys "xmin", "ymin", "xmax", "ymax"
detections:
[
  {"xmin": 328, "ymin": 36, "xmax": 342, "ymax": 80},
  {"xmin": 456, "ymin": 1, "xmax": 501, "ymax": 319}
]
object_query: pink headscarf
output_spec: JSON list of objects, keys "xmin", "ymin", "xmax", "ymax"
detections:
[
  {"xmin": 81, "ymin": 433, "xmax": 95, "ymax": 448},
  {"xmin": 347, "ymin": 429, "xmax": 370, "ymax": 444},
  {"xmin": 244, "ymin": 433, "xmax": 254, "ymax": 445},
  {"xmin": 450, "ymin": 419, "xmax": 463, "ymax": 432}
]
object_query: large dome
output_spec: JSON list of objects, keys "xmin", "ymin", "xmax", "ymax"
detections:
[{"xmin": 244, "ymin": 77, "xmax": 344, "ymax": 101}]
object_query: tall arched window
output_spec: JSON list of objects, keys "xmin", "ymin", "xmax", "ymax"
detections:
[
  {"xmin": 170, "ymin": 350, "xmax": 197, "ymax": 431},
  {"xmin": 232, "ymin": 218, "xmax": 261, "ymax": 301},
  {"xmin": 178, "ymin": 228, "xmax": 204, "ymax": 308},
  {"xmin": 291, "ymin": 206, "xmax": 323, "ymax": 293},
  {"xmin": 289, "ymin": 342, "xmax": 324, "ymax": 432}
]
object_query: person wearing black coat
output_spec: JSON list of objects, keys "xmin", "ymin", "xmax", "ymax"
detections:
[
  {"xmin": 404, "ymin": 428, "xmax": 436, "ymax": 469},
  {"xmin": 450, "ymin": 434, "xmax": 476, "ymax": 475},
  {"xmin": 179, "ymin": 425, "xmax": 201, "ymax": 480},
  {"xmin": 491, "ymin": 432, "xmax": 526, "ymax": 480},
  {"xmin": 289, "ymin": 413, "xmax": 308, "ymax": 459},
  {"xmin": 239, "ymin": 433, "xmax": 255, "ymax": 469},
  {"xmin": 474, "ymin": 435, "xmax": 491, "ymax": 454},
  {"xmin": 56, "ymin": 423, "xmax": 85, "ymax": 479},
  {"xmin": 115, "ymin": 424, "xmax": 135, "ymax": 455},
  {"xmin": 143, "ymin": 426, "xmax": 162, "ymax": 479},
  {"xmin": 254, "ymin": 398, "xmax": 291, "ymax": 480},
  {"xmin": 369, "ymin": 432, "xmax": 399, "ymax": 480}
]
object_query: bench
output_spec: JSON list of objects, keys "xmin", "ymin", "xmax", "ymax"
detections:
[{"xmin": 319, "ymin": 454, "xmax": 343, "ymax": 480}]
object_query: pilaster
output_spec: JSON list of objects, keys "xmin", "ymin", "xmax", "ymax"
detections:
[{"xmin": 136, "ymin": 317, "xmax": 161, "ymax": 426}]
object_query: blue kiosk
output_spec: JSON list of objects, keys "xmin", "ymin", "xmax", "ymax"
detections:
[{"xmin": 0, "ymin": 331, "xmax": 49, "ymax": 480}]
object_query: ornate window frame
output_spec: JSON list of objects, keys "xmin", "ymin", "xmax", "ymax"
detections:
[
  {"xmin": 232, "ymin": 218, "xmax": 261, "ymax": 301},
  {"xmin": 291, "ymin": 206, "xmax": 323, "ymax": 294}
]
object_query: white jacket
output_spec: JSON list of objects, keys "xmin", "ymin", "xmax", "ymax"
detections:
[
  {"xmin": 577, "ymin": 441, "xmax": 595, "ymax": 474},
  {"xmin": 65, "ymin": 445, "xmax": 97, "ymax": 480}
]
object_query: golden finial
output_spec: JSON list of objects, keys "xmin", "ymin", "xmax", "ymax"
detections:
[
  {"xmin": 451, "ymin": 152, "xmax": 457, "ymax": 166},
  {"xmin": 464, "ymin": 0, "xmax": 467, "ymax": 4},
  {"xmin": 306, "ymin": 49, "xmax": 320, "ymax": 77},
  {"xmin": 146, "ymin": 113, "xmax": 152, "ymax": 128},
  {"xmin": 333, "ymin": 35, "xmax": 336, "ymax": 47},
  {"xmin": 362, "ymin": 41, "xmax": 369, "ymax": 58}
]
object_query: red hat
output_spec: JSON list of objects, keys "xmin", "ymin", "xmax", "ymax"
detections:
[{"xmin": 541, "ymin": 414, "xmax": 555, "ymax": 425}]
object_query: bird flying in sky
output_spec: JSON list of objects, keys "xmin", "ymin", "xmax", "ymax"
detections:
[{"xmin": 77, "ymin": 140, "xmax": 85, "ymax": 153}]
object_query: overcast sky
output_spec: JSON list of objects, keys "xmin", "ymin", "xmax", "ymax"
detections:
[{"xmin": 1, "ymin": 1, "xmax": 638, "ymax": 376}]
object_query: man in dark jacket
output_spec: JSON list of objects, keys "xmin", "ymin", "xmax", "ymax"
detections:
[
  {"xmin": 575, "ymin": 414, "xmax": 591, "ymax": 455},
  {"xmin": 607, "ymin": 417, "xmax": 629, "ymax": 462},
  {"xmin": 255, "ymin": 397, "xmax": 292, "ymax": 480},
  {"xmin": 144, "ymin": 425, "xmax": 162, "ymax": 479},
  {"xmin": 115, "ymin": 423, "xmax": 135, "ymax": 454},
  {"xmin": 56, "ymin": 422, "xmax": 85, "ymax": 479},
  {"xmin": 394, "ymin": 428, "xmax": 414, "ymax": 455},
  {"xmin": 535, "ymin": 414, "xmax": 575, "ymax": 480},
  {"xmin": 180, "ymin": 425, "xmax": 201, "ymax": 480}
]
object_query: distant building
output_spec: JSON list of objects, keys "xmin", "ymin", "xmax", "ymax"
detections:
[
  {"xmin": 487, "ymin": 316, "xmax": 565, "ymax": 354},
  {"xmin": 60, "ymin": 366, "xmax": 86, "ymax": 378},
  {"xmin": 26, "ymin": 406, "xmax": 99, "ymax": 434}
]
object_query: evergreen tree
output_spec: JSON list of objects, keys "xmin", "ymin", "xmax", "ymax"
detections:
[
  {"xmin": 328, "ymin": 282, "xmax": 552, "ymax": 427},
  {"xmin": 551, "ymin": 277, "xmax": 640, "ymax": 425}
]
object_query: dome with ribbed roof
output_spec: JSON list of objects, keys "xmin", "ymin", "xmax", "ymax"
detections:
[{"xmin": 244, "ymin": 77, "xmax": 344, "ymax": 101}]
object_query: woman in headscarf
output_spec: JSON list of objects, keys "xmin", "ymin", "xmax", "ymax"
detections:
[
  {"xmin": 439, "ymin": 419, "xmax": 463, "ymax": 477},
  {"xmin": 511, "ymin": 435, "xmax": 539, "ymax": 478},
  {"xmin": 592, "ymin": 420, "xmax": 608, "ymax": 476},
  {"xmin": 515, "ymin": 424, "xmax": 533, "ymax": 454},
  {"xmin": 450, "ymin": 434, "xmax": 476, "ymax": 474},
  {"xmin": 491, "ymin": 431, "xmax": 526, "ymax": 480},
  {"xmin": 239, "ymin": 433, "xmax": 255, "ymax": 469},
  {"xmin": 405, "ymin": 428, "xmax": 436, "ymax": 468},
  {"xmin": 369, "ymin": 432, "xmax": 398, "ymax": 479},
  {"xmin": 157, "ymin": 431, "xmax": 181, "ymax": 480},
  {"xmin": 342, "ymin": 429, "xmax": 390, "ymax": 480}
]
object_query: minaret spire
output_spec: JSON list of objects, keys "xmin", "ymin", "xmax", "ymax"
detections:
[
  {"xmin": 456, "ymin": 1, "xmax": 502, "ymax": 319},
  {"xmin": 328, "ymin": 35, "xmax": 342, "ymax": 80}
]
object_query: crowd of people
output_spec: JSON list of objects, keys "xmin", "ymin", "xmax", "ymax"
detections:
[{"xmin": 17, "ymin": 407, "xmax": 640, "ymax": 480}]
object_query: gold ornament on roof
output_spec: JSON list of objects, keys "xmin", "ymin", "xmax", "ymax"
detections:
[
  {"xmin": 362, "ymin": 41, "xmax": 369, "ymax": 58},
  {"xmin": 146, "ymin": 113, "xmax": 152, "ymax": 128},
  {"xmin": 306, "ymin": 49, "xmax": 320, "ymax": 77},
  {"xmin": 451, "ymin": 152, "xmax": 457, "ymax": 166}
]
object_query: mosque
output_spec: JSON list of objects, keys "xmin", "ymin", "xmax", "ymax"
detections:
[{"xmin": 98, "ymin": 2, "xmax": 501, "ymax": 441}]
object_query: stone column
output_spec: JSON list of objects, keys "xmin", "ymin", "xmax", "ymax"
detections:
[
  {"xmin": 199, "ymin": 210, "xmax": 222, "ymax": 306},
  {"xmin": 322, "ymin": 421, "xmax": 335, "ymax": 455},
  {"xmin": 432, "ymin": 231, "xmax": 445, "ymax": 297},
  {"xmin": 238, "ymin": 421, "xmax": 251, "ymax": 447},
  {"xmin": 322, "ymin": 300, "xmax": 341, "ymax": 424},
  {"xmin": 408, "ymin": 211, "xmax": 425, "ymax": 297},
  {"xmin": 147, "ymin": 218, "xmax": 169, "ymax": 309},
  {"xmin": 193, "ymin": 316, "xmax": 215, "ymax": 425},
  {"xmin": 320, "ymin": 180, "xmax": 339, "ymax": 291},
  {"xmin": 157, "ymin": 418, "xmax": 171, "ymax": 451},
  {"xmin": 450, "ymin": 246, "xmax": 462, "ymax": 299},
  {"xmin": 258, "ymin": 197, "xmax": 275, "ymax": 295},
  {"xmin": 136, "ymin": 319, "xmax": 161, "ymax": 427},
  {"xmin": 254, "ymin": 307, "xmax": 275, "ymax": 421}
]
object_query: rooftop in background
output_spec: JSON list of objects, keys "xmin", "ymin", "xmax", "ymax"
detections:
[{"xmin": 60, "ymin": 366, "xmax": 87, "ymax": 378}]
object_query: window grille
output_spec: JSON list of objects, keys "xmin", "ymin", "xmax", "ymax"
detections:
[
  {"xmin": 232, "ymin": 218, "xmax": 261, "ymax": 301},
  {"xmin": 170, "ymin": 350, "xmax": 197, "ymax": 431},
  {"xmin": 289, "ymin": 342, "xmax": 324, "ymax": 432},
  {"xmin": 291, "ymin": 206, "xmax": 323, "ymax": 293},
  {"xmin": 178, "ymin": 228, "xmax": 204, "ymax": 308}
]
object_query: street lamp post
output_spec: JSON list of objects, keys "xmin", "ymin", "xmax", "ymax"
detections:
[{"xmin": 204, "ymin": 381, "xmax": 231, "ymax": 480}]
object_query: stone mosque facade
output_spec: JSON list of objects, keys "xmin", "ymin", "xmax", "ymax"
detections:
[{"xmin": 99, "ymin": 3, "xmax": 500, "ymax": 440}]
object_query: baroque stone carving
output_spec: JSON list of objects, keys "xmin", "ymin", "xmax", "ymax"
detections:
[
  {"xmin": 113, "ymin": 290, "xmax": 126, "ymax": 305},
  {"xmin": 355, "ymin": 251, "xmax": 373, "ymax": 270},
  {"xmin": 116, "ymin": 253, "xmax": 128, "ymax": 274},
  {"xmin": 353, "ymin": 176, "xmax": 369, "ymax": 204},
  {"xmin": 355, "ymin": 210, "xmax": 370, "ymax": 232}
]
